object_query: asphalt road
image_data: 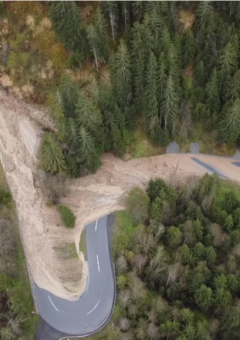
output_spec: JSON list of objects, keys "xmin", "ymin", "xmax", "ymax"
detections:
[{"xmin": 34, "ymin": 215, "xmax": 115, "ymax": 337}]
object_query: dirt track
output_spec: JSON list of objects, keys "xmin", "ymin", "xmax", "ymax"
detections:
[{"xmin": 0, "ymin": 89, "xmax": 239, "ymax": 300}]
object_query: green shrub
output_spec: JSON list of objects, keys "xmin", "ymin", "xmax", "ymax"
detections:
[
  {"xmin": 58, "ymin": 205, "xmax": 76, "ymax": 228},
  {"xmin": 0, "ymin": 188, "xmax": 12, "ymax": 205}
]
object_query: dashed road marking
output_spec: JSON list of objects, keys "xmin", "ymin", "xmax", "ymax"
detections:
[
  {"xmin": 87, "ymin": 299, "xmax": 100, "ymax": 315},
  {"xmin": 96, "ymin": 254, "xmax": 100, "ymax": 272},
  {"xmin": 95, "ymin": 219, "xmax": 98, "ymax": 232},
  {"xmin": 48, "ymin": 295, "xmax": 59, "ymax": 312}
]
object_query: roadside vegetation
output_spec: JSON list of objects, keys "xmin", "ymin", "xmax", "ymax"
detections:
[
  {"xmin": 0, "ymin": 2, "xmax": 240, "ymax": 183},
  {"xmin": 58, "ymin": 204, "xmax": 76, "ymax": 228},
  {"xmin": 77, "ymin": 174, "xmax": 240, "ymax": 340},
  {"xmin": 0, "ymin": 162, "xmax": 39, "ymax": 340}
]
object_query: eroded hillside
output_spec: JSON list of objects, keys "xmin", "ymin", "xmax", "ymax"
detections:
[{"xmin": 0, "ymin": 89, "xmax": 240, "ymax": 300}]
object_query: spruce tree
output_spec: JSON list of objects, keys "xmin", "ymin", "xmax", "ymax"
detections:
[
  {"xmin": 76, "ymin": 94, "xmax": 102, "ymax": 133},
  {"xmin": 131, "ymin": 22, "xmax": 151, "ymax": 111},
  {"xmin": 121, "ymin": 1, "xmax": 131, "ymax": 30},
  {"xmin": 95, "ymin": 8, "xmax": 109, "ymax": 62},
  {"xmin": 41, "ymin": 133, "xmax": 66, "ymax": 173},
  {"xmin": 144, "ymin": 52, "xmax": 159, "ymax": 136},
  {"xmin": 219, "ymin": 42, "xmax": 238, "ymax": 80},
  {"xmin": 182, "ymin": 28, "xmax": 196, "ymax": 67},
  {"xmin": 158, "ymin": 53, "xmax": 167, "ymax": 112},
  {"xmin": 206, "ymin": 68, "xmax": 220, "ymax": 113},
  {"xmin": 49, "ymin": 1, "xmax": 88, "ymax": 56},
  {"xmin": 87, "ymin": 9, "xmax": 108, "ymax": 70},
  {"xmin": 58, "ymin": 75, "xmax": 79, "ymax": 118},
  {"xmin": 87, "ymin": 25, "xmax": 100, "ymax": 71},
  {"xmin": 104, "ymin": 1, "xmax": 119, "ymax": 41},
  {"xmin": 220, "ymin": 98, "xmax": 240, "ymax": 145},
  {"xmin": 111, "ymin": 40, "xmax": 132, "ymax": 110},
  {"xmin": 196, "ymin": 1, "xmax": 213, "ymax": 27},
  {"xmin": 162, "ymin": 73, "xmax": 180, "ymax": 134},
  {"xmin": 131, "ymin": 1, "xmax": 146, "ymax": 22}
]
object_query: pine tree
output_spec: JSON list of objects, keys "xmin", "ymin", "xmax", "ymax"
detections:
[
  {"xmin": 79, "ymin": 126, "xmax": 94, "ymax": 159},
  {"xmin": 76, "ymin": 94, "xmax": 102, "ymax": 133},
  {"xmin": 87, "ymin": 9, "xmax": 108, "ymax": 70},
  {"xmin": 182, "ymin": 28, "xmax": 196, "ymax": 67},
  {"xmin": 131, "ymin": 1, "xmax": 146, "ymax": 22},
  {"xmin": 87, "ymin": 25, "xmax": 100, "ymax": 71},
  {"xmin": 219, "ymin": 42, "xmax": 238, "ymax": 81},
  {"xmin": 111, "ymin": 40, "xmax": 132, "ymax": 110},
  {"xmin": 41, "ymin": 133, "xmax": 66, "ymax": 173},
  {"xmin": 158, "ymin": 53, "xmax": 167, "ymax": 115},
  {"xmin": 121, "ymin": 1, "xmax": 131, "ymax": 30},
  {"xmin": 111, "ymin": 124, "xmax": 126, "ymax": 157},
  {"xmin": 58, "ymin": 75, "xmax": 79, "ymax": 118},
  {"xmin": 195, "ymin": 60, "xmax": 207, "ymax": 87},
  {"xmin": 131, "ymin": 22, "xmax": 152, "ymax": 110},
  {"xmin": 67, "ymin": 118, "xmax": 79, "ymax": 151},
  {"xmin": 206, "ymin": 68, "xmax": 220, "ymax": 112},
  {"xmin": 104, "ymin": 1, "xmax": 119, "ymax": 41},
  {"xmin": 49, "ymin": 1, "xmax": 88, "ymax": 55},
  {"xmin": 196, "ymin": 1, "xmax": 213, "ymax": 27},
  {"xmin": 220, "ymin": 98, "xmax": 240, "ymax": 145},
  {"xmin": 144, "ymin": 52, "xmax": 158, "ymax": 119},
  {"xmin": 95, "ymin": 8, "xmax": 109, "ymax": 62},
  {"xmin": 224, "ymin": 70, "xmax": 240, "ymax": 102},
  {"xmin": 162, "ymin": 73, "xmax": 180, "ymax": 134}
]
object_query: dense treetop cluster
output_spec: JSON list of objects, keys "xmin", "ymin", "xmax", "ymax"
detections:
[
  {"xmin": 39, "ymin": 1, "xmax": 240, "ymax": 177},
  {"xmin": 101, "ymin": 174, "xmax": 240, "ymax": 340}
]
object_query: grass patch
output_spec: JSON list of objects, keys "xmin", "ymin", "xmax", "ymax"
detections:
[
  {"xmin": 124, "ymin": 120, "xmax": 166, "ymax": 160},
  {"xmin": 112, "ymin": 210, "xmax": 135, "ymax": 258},
  {"xmin": 79, "ymin": 228, "xmax": 87, "ymax": 260},
  {"xmin": 190, "ymin": 123, "xmax": 236, "ymax": 156},
  {"xmin": 54, "ymin": 243, "xmax": 78, "ymax": 260}
]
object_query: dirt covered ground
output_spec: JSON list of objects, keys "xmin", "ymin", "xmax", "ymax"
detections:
[{"xmin": 0, "ymin": 89, "xmax": 240, "ymax": 301}]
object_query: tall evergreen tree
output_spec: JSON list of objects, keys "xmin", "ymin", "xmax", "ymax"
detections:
[
  {"xmin": 41, "ymin": 133, "xmax": 67, "ymax": 173},
  {"xmin": 87, "ymin": 25, "xmax": 100, "ymax": 71},
  {"xmin": 182, "ymin": 28, "xmax": 196, "ymax": 67},
  {"xmin": 162, "ymin": 73, "xmax": 180, "ymax": 134},
  {"xmin": 219, "ymin": 42, "xmax": 238, "ymax": 81},
  {"xmin": 111, "ymin": 40, "xmax": 132, "ymax": 111},
  {"xmin": 131, "ymin": 1, "xmax": 146, "ymax": 22},
  {"xmin": 76, "ymin": 94, "xmax": 102, "ymax": 134},
  {"xmin": 220, "ymin": 98, "xmax": 240, "ymax": 145},
  {"xmin": 87, "ymin": 9, "xmax": 108, "ymax": 70},
  {"xmin": 131, "ymin": 22, "xmax": 152, "ymax": 111},
  {"xmin": 49, "ymin": 1, "xmax": 88, "ymax": 56},
  {"xmin": 158, "ymin": 53, "xmax": 167, "ymax": 116},
  {"xmin": 206, "ymin": 68, "xmax": 220, "ymax": 113},
  {"xmin": 58, "ymin": 75, "xmax": 79, "ymax": 118},
  {"xmin": 144, "ymin": 52, "xmax": 159, "ymax": 136},
  {"xmin": 196, "ymin": 1, "xmax": 213, "ymax": 27},
  {"xmin": 104, "ymin": 1, "xmax": 119, "ymax": 41}
]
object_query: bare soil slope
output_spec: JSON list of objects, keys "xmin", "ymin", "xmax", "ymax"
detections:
[{"xmin": 0, "ymin": 89, "xmax": 239, "ymax": 300}]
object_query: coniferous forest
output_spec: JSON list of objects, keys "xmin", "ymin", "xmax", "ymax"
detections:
[{"xmin": 1, "ymin": 1, "xmax": 238, "ymax": 178}]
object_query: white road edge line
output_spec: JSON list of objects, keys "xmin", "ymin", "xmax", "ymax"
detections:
[
  {"xmin": 48, "ymin": 295, "xmax": 59, "ymax": 312},
  {"xmin": 96, "ymin": 254, "xmax": 100, "ymax": 272},
  {"xmin": 87, "ymin": 299, "xmax": 100, "ymax": 315},
  {"xmin": 95, "ymin": 219, "xmax": 98, "ymax": 231}
]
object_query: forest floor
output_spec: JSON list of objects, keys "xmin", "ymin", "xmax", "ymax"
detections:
[{"xmin": 0, "ymin": 88, "xmax": 240, "ymax": 302}]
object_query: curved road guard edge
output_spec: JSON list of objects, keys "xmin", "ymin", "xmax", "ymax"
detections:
[{"xmin": 34, "ymin": 214, "xmax": 116, "ymax": 340}]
